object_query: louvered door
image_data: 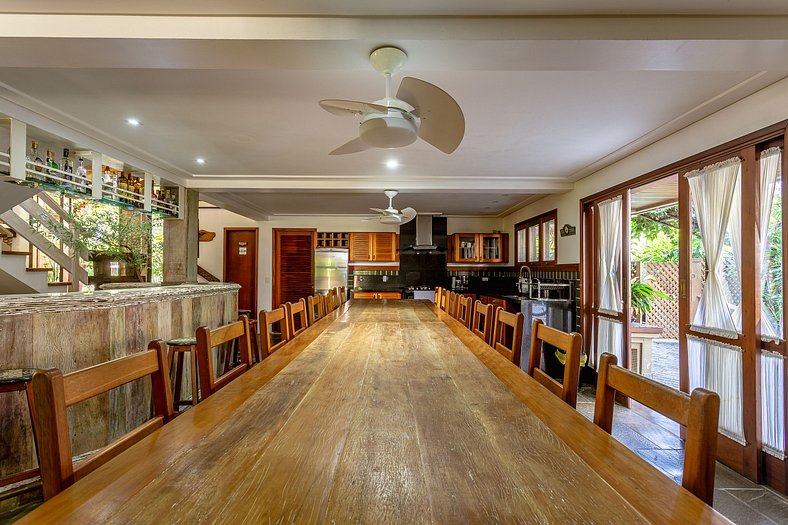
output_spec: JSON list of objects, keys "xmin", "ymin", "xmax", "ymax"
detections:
[
  {"xmin": 371, "ymin": 233, "xmax": 398, "ymax": 261},
  {"xmin": 348, "ymin": 233, "xmax": 372, "ymax": 262},
  {"xmin": 273, "ymin": 229, "xmax": 315, "ymax": 308}
]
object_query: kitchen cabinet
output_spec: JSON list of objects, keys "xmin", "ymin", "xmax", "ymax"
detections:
[
  {"xmin": 449, "ymin": 233, "xmax": 508, "ymax": 263},
  {"xmin": 348, "ymin": 232, "xmax": 399, "ymax": 262},
  {"xmin": 353, "ymin": 291, "xmax": 402, "ymax": 300}
]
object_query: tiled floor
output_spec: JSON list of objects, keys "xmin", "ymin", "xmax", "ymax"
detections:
[{"xmin": 577, "ymin": 386, "xmax": 788, "ymax": 524}]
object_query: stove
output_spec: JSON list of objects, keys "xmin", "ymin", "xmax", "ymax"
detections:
[{"xmin": 405, "ymin": 286, "xmax": 436, "ymax": 301}]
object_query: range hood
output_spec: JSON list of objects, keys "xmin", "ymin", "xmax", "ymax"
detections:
[{"xmin": 411, "ymin": 214, "xmax": 439, "ymax": 251}]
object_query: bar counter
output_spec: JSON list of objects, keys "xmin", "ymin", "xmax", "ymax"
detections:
[{"xmin": 0, "ymin": 282, "xmax": 239, "ymax": 481}]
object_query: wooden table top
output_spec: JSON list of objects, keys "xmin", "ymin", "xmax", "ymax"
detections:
[{"xmin": 19, "ymin": 300, "xmax": 730, "ymax": 524}]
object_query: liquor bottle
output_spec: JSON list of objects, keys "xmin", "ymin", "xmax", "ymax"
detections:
[
  {"xmin": 134, "ymin": 177, "xmax": 143, "ymax": 206},
  {"xmin": 46, "ymin": 149, "xmax": 59, "ymax": 184},
  {"xmin": 27, "ymin": 140, "xmax": 45, "ymax": 179},
  {"xmin": 118, "ymin": 173, "xmax": 128, "ymax": 204},
  {"xmin": 59, "ymin": 148, "xmax": 73, "ymax": 189},
  {"xmin": 75, "ymin": 157, "xmax": 87, "ymax": 192}
]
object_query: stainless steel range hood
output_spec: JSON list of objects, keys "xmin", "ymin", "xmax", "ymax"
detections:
[{"xmin": 412, "ymin": 214, "xmax": 438, "ymax": 250}]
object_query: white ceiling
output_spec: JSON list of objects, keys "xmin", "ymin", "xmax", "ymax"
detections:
[{"xmin": 0, "ymin": 4, "xmax": 787, "ymax": 217}]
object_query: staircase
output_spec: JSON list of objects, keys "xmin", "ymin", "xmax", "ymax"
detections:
[{"xmin": 0, "ymin": 185, "xmax": 88, "ymax": 294}]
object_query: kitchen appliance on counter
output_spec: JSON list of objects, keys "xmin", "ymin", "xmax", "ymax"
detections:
[
  {"xmin": 315, "ymin": 249, "xmax": 348, "ymax": 293},
  {"xmin": 405, "ymin": 286, "xmax": 435, "ymax": 301}
]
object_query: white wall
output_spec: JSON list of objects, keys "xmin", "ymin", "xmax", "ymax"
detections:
[
  {"xmin": 197, "ymin": 207, "xmax": 501, "ymax": 311},
  {"xmin": 501, "ymin": 76, "xmax": 788, "ymax": 264}
]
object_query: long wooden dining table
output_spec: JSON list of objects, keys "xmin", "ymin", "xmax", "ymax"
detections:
[{"xmin": 19, "ymin": 300, "xmax": 730, "ymax": 524}]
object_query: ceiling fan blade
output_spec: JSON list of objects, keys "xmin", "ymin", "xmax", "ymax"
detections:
[
  {"xmin": 319, "ymin": 99, "xmax": 389, "ymax": 116},
  {"xmin": 396, "ymin": 77, "xmax": 465, "ymax": 154},
  {"xmin": 330, "ymin": 137, "xmax": 370, "ymax": 155},
  {"xmin": 369, "ymin": 207, "xmax": 387, "ymax": 213},
  {"xmin": 362, "ymin": 217, "xmax": 377, "ymax": 221},
  {"xmin": 400, "ymin": 207, "xmax": 417, "ymax": 224}
]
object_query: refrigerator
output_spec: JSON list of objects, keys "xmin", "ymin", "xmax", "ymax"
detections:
[{"xmin": 314, "ymin": 249, "xmax": 348, "ymax": 293}]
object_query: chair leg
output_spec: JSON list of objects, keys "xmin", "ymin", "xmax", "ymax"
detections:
[
  {"xmin": 189, "ymin": 346, "xmax": 199, "ymax": 405},
  {"xmin": 173, "ymin": 351, "xmax": 185, "ymax": 409}
]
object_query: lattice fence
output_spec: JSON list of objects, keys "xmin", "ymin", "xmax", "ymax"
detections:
[{"xmin": 637, "ymin": 262, "xmax": 679, "ymax": 339}]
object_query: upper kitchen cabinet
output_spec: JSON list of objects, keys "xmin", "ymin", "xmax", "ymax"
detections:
[
  {"xmin": 449, "ymin": 233, "xmax": 508, "ymax": 263},
  {"xmin": 348, "ymin": 232, "xmax": 399, "ymax": 262}
]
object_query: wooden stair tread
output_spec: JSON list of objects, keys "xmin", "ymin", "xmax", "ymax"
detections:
[
  {"xmin": 2, "ymin": 250, "xmax": 31, "ymax": 256},
  {"xmin": 26, "ymin": 267, "xmax": 52, "ymax": 272},
  {"xmin": 48, "ymin": 281, "xmax": 71, "ymax": 287}
]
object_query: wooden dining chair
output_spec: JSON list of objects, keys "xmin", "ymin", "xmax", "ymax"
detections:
[
  {"xmin": 471, "ymin": 300, "xmax": 494, "ymax": 344},
  {"xmin": 490, "ymin": 308, "xmax": 525, "ymax": 367},
  {"xmin": 307, "ymin": 294, "xmax": 324, "ymax": 325},
  {"xmin": 457, "ymin": 295, "xmax": 473, "ymax": 327},
  {"xmin": 259, "ymin": 306, "xmax": 292, "ymax": 357},
  {"xmin": 440, "ymin": 290, "xmax": 450, "ymax": 312},
  {"xmin": 32, "ymin": 341, "xmax": 173, "ymax": 500},
  {"xmin": 594, "ymin": 352, "xmax": 720, "ymax": 505},
  {"xmin": 326, "ymin": 289, "xmax": 339, "ymax": 312},
  {"xmin": 285, "ymin": 298, "xmax": 309, "ymax": 338},
  {"xmin": 195, "ymin": 315, "xmax": 253, "ymax": 399},
  {"xmin": 449, "ymin": 291, "xmax": 462, "ymax": 318},
  {"xmin": 339, "ymin": 286, "xmax": 347, "ymax": 304},
  {"xmin": 527, "ymin": 319, "xmax": 583, "ymax": 408},
  {"xmin": 434, "ymin": 287, "xmax": 443, "ymax": 305}
]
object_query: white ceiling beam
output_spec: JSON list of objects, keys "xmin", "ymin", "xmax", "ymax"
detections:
[
  {"xmin": 3, "ymin": 15, "xmax": 788, "ymax": 41},
  {"xmin": 191, "ymin": 176, "xmax": 572, "ymax": 193}
]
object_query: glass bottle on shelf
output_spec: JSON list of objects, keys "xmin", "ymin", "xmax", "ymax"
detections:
[
  {"xmin": 27, "ymin": 140, "xmax": 45, "ymax": 179},
  {"xmin": 118, "ymin": 172, "xmax": 128, "ymax": 203},
  {"xmin": 46, "ymin": 149, "xmax": 59, "ymax": 184},
  {"xmin": 75, "ymin": 157, "xmax": 87, "ymax": 192},
  {"xmin": 59, "ymin": 148, "xmax": 73, "ymax": 189}
]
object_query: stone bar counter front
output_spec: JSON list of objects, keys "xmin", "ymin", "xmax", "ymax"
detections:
[{"xmin": 0, "ymin": 283, "xmax": 239, "ymax": 481}]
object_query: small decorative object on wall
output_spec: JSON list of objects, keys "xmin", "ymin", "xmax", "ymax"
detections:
[
  {"xmin": 560, "ymin": 224, "xmax": 576, "ymax": 237},
  {"xmin": 198, "ymin": 229, "xmax": 216, "ymax": 242}
]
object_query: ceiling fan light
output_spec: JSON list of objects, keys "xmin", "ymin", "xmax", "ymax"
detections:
[{"xmin": 359, "ymin": 114, "xmax": 418, "ymax": 149}]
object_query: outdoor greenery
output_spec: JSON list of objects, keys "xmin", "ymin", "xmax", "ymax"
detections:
[
  {"xmin": 631, "ymin": 275, "xmax": 670, "ymax": 320},
  {"xmin": 35, "ymin": 200, "xmax": 155, "ymax": 282}
]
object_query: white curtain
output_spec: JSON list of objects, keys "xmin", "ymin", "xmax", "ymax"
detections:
[
  {"xmin": 761, "ymin": 350, "xmax": 786, "ymax": 458},
  {"xmin": 759, "ymin": 148, "xmax": 782, "ymax": 340},
  {"xmin": 727, "ymin": 168, "xmax": 742, "ymax": 332},
  {"xmin": 686, "ymin": 158, "xmax": 741, "ymax": 338},
  {"xmin": 687, "ymin": 335, "xmax": 745, "ymax": 444},
  {"xmin": 596, "ymin": 317, "xmax": 623, "ymax": 368},
  {"xmin": 597, "ymin": 196, "xmax": 622, "ymax": 315}
]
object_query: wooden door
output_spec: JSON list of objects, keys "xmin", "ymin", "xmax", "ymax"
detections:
[
  {"xmin": 348, "ymin": 233, "xmax": 372, "ymax": 262},
  {"xmin": 273, "ymin": 229, "xmax": 315, "ymax": 308},
  {"xmin": 223, "ymin": 228, "xmax": 258, "ymax": 314},
  {"xmin": 372, "ymin": 233, "xmax": 398, "ymax": 262}
]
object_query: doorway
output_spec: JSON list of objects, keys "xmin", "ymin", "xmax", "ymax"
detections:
[{"xmin": 224, "ymin": 228, "xmax": 259, "ymax": 314}]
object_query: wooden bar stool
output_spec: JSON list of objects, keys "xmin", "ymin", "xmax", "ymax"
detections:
[
  {"xmin": 0, "ymin": 368, "xmax": 41, "ymax": 486},
  {"xmin": 165, "ymin": 337, "xmax": 199, "ymax": 412}
]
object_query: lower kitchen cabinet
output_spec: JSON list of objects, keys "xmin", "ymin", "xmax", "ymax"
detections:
[
  {"xmin": 353, "ymin": 291, "xmax": 402, "ymax": 300},
  {"xmin": 479, "ymin": 294, "xmax": 517, "ymax": 313}
]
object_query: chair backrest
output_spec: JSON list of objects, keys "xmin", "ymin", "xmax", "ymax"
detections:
[
  {"xmin": 434, "ymin": 287, "xmax": 443, "ymax": 305},
  {"xmin": 457, "ymin": 295, "xmax": 473, "ymax": 327},
  {"xmin": 326, "ymin": 289, "xmax": 339, "ymax": 312},
  {"xmin": 448, "ymin": 291, "xmax": 460, "ymax": 318},
  {"xmin": 260, "ymin": 306, "xmax": 291, "ymax": 357},
  {"xmin": 491, "ymin": 308, "xmax": 525, "ymax": 367},
  {"xmin": 439, "ymin": 290, "xmax": 449, "ymax": 312},
  {"xmin": 594, "ymin": 352, "xmax": 720, "ymax": 505},
  {"xmin": 285, "ymin": 298, "xmax": 309, "ymax": 338},
  {"xmin": 527, "ymin": 319, "xmax": 583, "ymax": 408},
  {"xmin": 195, "ymin": 315, "xmax": 253, "ymax": 399},
  {"xmin": 471, "ymin": 300, "xmax": 494, "ymax": 344},
  {"xmin": 307, "ymin": 294, "xmax": 324, "ymax": 325},
  {"xmin": 339, "ymin": 286, "xmax": 347, "ymax": 304},
  {"xmin": 32, "ymin": 341, "xmax": 173, "ymax": 500}
]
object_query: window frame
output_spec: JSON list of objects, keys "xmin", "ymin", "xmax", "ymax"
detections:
[{"xmin": 514, "ymin": 209, "xmax": 558, "ymax": 267}]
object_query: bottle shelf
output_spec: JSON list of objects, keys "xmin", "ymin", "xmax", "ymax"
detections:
[{"xmin": 316, "ymin": 231, "xmax": 349, "ymax": 248}]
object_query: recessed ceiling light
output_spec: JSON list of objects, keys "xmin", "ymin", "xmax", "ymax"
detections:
[
  {"xmin": 385, "ymin": 159, "xmax": 399, "ymax": 169},
  {"xmin": 126, "ymin": 118, "xmax": 140, "ymax": 126},
  {"xmin": 195, "ymin": 158, "xmax": 206, "ymax": 165}
]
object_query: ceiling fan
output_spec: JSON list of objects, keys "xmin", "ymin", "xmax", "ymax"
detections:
[
  {"xmin": 319, "ymin": 46, "xmax": 465, "ymax": 155},
  {"xmin": 365, "ymin": 190, "xmax": 417, "ymax": 225}
]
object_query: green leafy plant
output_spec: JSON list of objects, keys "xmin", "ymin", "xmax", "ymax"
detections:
[
  {"xmin": 34, "ymin": 201, "xmax": 153, "ymax": 282},
  {"xmin": 631, "ymin": 275, "xmax": 670, "ymax": 320}
]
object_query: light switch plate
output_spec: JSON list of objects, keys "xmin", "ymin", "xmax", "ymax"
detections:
[{"xmin": 482, "ymin": 277, "xmax": 489, "ymax": 282}]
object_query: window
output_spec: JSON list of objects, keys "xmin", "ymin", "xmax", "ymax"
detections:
[{"xmin": 514, "ymin": 209, "xmax": 558, "ymax": 266}]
